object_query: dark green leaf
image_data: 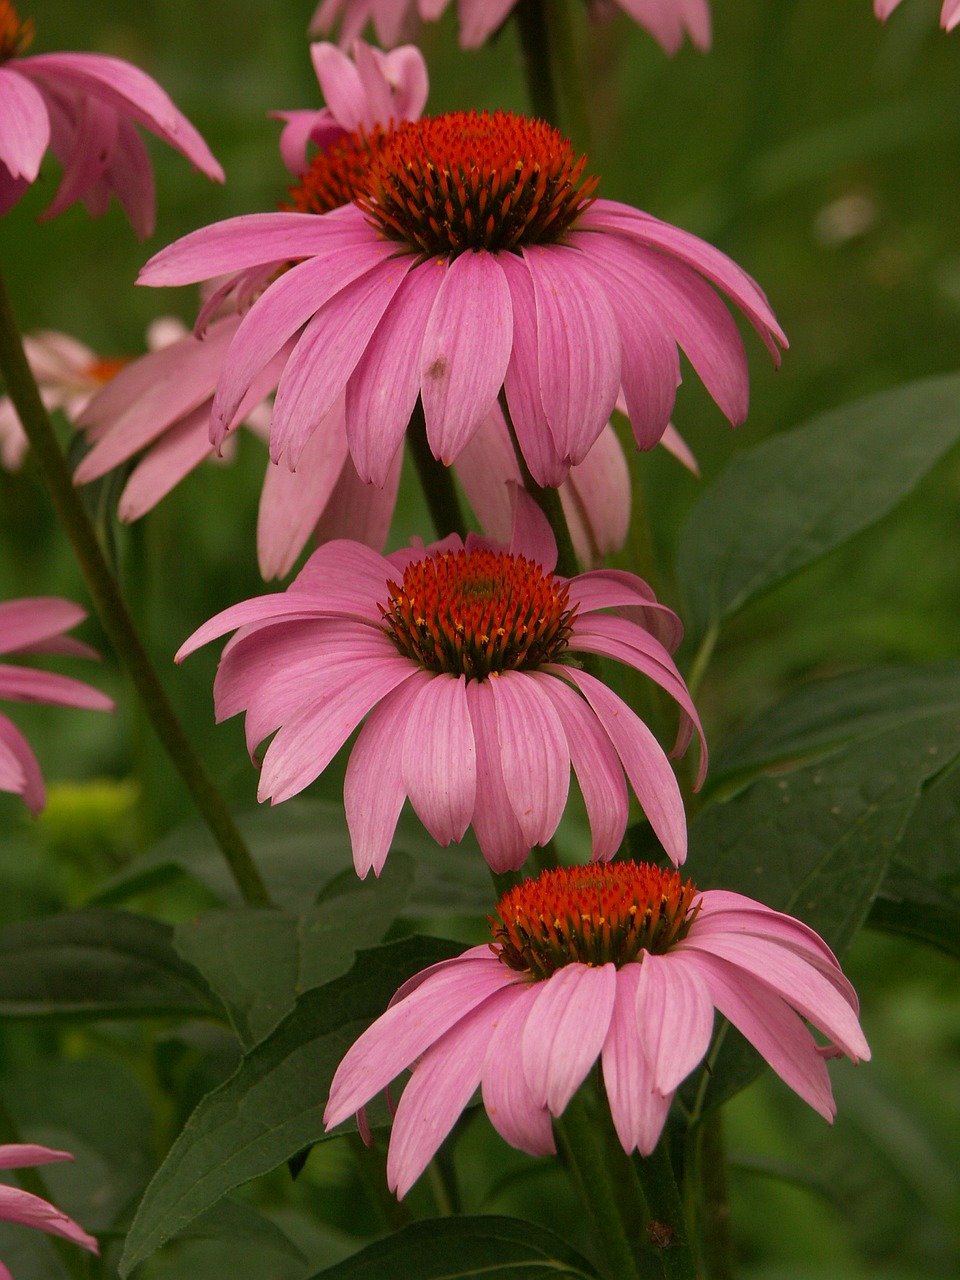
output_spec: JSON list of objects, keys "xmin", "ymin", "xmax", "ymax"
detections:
[
  {"xmin": 173, "ymin": 857, "xmax": 414, "ymax": 1046},
  {"xmin": 119, "ymin": 935, "xmax": 462, "ymax": 1278},
  {"xmin": 867, "ymin": 867, "xmax": 960, "ymax": 960},
  {"xmin": 676, "ymin": 374, "xmax": 960, "ymax": 638},
  {"xmin": 306, "ymin": 1216, "xmax": 599, "ymax": 1280},
  {"xmin": 0, "ymin": 908, "xmax": 223, "ymax": 1020}
]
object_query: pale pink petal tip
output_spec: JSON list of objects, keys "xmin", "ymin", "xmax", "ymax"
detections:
[{"xmin": 0, "ymin": 1144, "xmax": 98, "ymax": 1255}]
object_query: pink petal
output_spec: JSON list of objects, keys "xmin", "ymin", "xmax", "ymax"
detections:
[
  {"xmin": 507, "ymin": 485, "xmax": 558, "ymax": 573},
  {"xmin": 0, "ymin": 67, "xmax": 49, "ymax": 181},
  {"xmin": 41, "ymin": 93, "xmax": 116, "ymax": 223},
  {"xmin": 453, "ymin": 405, "xmax": 521, "ymax": 543},
  {"xmin": 559, "ymin": 666, "xmax": 687, "ymax": 865},
  {"xmin": 0, "ymin": 1184, "xmax": 98, "ymax": 1254},
  {"xmin": 401, "ymin": 674, "xmax": 477, "ymax": 845},
  {"xmin": 310, "ymin": 444, "xmax": 403, "ymax": 550},
  {"xmin": 481, "ymin": 983, "xmax": 556, "ymax": 1156},
  {"xmin": 0, "ymin": 713, "xmax": 42, "ymax": 813},
  {"xmin": 0, "ymin": 665, "xmax": 113, "ymax": 713},
  {"xmin": 116, "ymin": 404, "xmax": 213, "ymax": 521},
  {"xmin": 635, "ymin": 952, "xmax": 716, "ymax": 1094},
  {"xmin": 488, "ymin": 671, "xmax": 569, "ymax": 847},
  {"xmin": 569, "ymin": 567, "xmax": 683, "ymax": 652},
  {"xmin": 0, "ymin": 598, "xmax": 87, "ymax": 656},
  {"xmin": 420, "ymin": 251, "xmax": 513, "ymax": 463},
  {"xmin": 601, "ymin": 965, "xmax": 672, "ymax": 1155},
  {"xmin": 458, "ymin": 0, "xmax": 517, "ymax": 45},
  {"xmin": 464, "ymin": 677, "xmax": 529, "ymax": 873},
  {"xmin": 0, "ymin": 1144, "xmax": 74, "ymax": 1171},
  {"xmin": 345, "ymin": 670, "xmax": 432, "ymax": 876},
  {"xmin": 521, "ymin": 963, "xmax": 618, "ymax": 1113},
  {"xmin": 559, "ymin": 424, "xmax": 632, "ymax": 566}
]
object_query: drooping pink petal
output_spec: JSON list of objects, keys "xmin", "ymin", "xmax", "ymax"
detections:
[
  {"xmin": 464, "ymin": 677, "xmax": 529, "ymax": 873},
  {"xmin": 558, "ymin": 424, "xmax": 632, "ymax": 566},
  {"xmin": 309, "ymin": 443, "xmax": 403, "ymax": 551},
  {"xmin": 401, "ymin": 673, "xmax": 477, "ymax": 846},
  {"xmin": 480, "ymin": 982, "xmax": 556, "ymax": 1156},
  {"xmin": 600, "ymin": 965, "xmax": 672, "ymax": 1155},
  {"xmin": 521, "ymin": 962, "xmax": 618, "ymax": 1113},
  {"xmin": 0, "ymin": 1184, "xmax": 98, "ymax": 1253},
  {"xmin": 0, "ymin": 1145, "xmax": 75, "ymax": 1171},
  {"xmin": 487, "ymin": 671, "xmax": 569, "ymax": 848},
  {"xmin": 0, "ymin": 713, "xmax": 42, "ymax": 813},
  {"xmin": 457, "ymin": 0, "xmax": 517, "ymax": 46},
  {"xmin": 634, "ymin": 951, "xmax": 716, "ymax": 1094},
  {"xmin": 0, "ymin": 598, "xmax": 88, "ymax": 656},
  {"xmin": 571, "ymin": 568, "xmax": 684, "ymax": 652},
  {"xmin": 506, "ymin": 484, "xmax": 558, "ymax": 574},
  {"xmin": 0, "ymin": 66, "xmax": 49, "ymax": 182},
  {"xmin": 115, "ymin": 404, "xmax": 213, "ymax": 521},
  {"xmin": 0, "ymin": 665, "xmax": 113, "ymax": 713}
]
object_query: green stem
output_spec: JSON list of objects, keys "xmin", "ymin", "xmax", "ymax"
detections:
[
  {"xmin": 0, "ymin": 266, "xmax": 271, "ymax": 908},
  {"xmin": 347, "ymin": 1133, "xmax": 410, "ymax": 1233},
  {"xmin": 406, "ymin": 398, "xmax": 469, "ymax": 541},
  {"xmin": 694, "ymin": 1111, "xmax": 735, "ymax": 1280},
  {"xmin": 686, "ymin": 621, "xmax": 719, "ymax": 700},
  {"xmin": 632, "ymin": 1138, "xmax": 699, "ymax": 1280},
  {"xmin": 513, "ymin": 0, "xmax": 559, "ymax": 125},
  {"xmin": 556, "ymin": 1090, "xmax": 641, "ymax": 1280}
]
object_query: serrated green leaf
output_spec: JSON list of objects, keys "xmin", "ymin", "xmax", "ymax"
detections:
[
  {"xmin": 173, "ymin": 857, "xmax": 414, "ymax": 1046},
  {"xmin": 306, "ymin": 1216, "xmax": 599, "ymax": 1280},
  {"xmin": 119, "ymin": 935, "xmax": 462, "ymax": 1278},
  {"xmin": 676, "ymin": 374, "xmax": 960, "ymax": 638},
  {"xmin": 0, "ymin": 908, "xmax": 223, "ymax": 1020}
]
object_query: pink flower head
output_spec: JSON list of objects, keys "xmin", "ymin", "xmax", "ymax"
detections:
[
  {"xmin": 141, "ymin": 109, "xmax": 786, "ymax": 491},
  {"xmin": 0, "ymin": 596, "xmax": 113, "ymax": 814},
  {"xmin": 273, "ymin": 39, "xmax": 428, "ymax": 178},
  {"xmin": 0, "ymin": 1143, "xmax": 99, "ymax": 1268},
  {"xmin": 310, "ymin": 0, "xmax": 712, "ymax": 54},
  {"xmin": 324, "ymin": 861, "xmax": 870, "ymax": 1198},
  {"xmin": 0, "ymin": 0, "xmax": 223, "ymax": 237},
  {"xmin": 875, "ymin": 0, "xmax": 960, "ymax": 30},
  {"xmin": 176, "ymin": 494, "xmax": 706, "ymax": 874}
]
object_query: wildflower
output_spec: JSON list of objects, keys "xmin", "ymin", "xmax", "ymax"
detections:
[
  {"xmin": 874, "ymin": 0, "xmax": 960, "ymax": 31},
  {"xmin": 176, "ymin": 494, "xmax": 705, "ymax": 874},
  {"xmin": 324, "ymin": 861, "xmax": 870, "ymax": 1198},
  {"xmin": 0, "ymin": 1144, "xmax": 98, "ymax": 1266},
  {"xmin": 0, "ymin": 597, "xmax": 113, "ymax": 813},
  {"xmin": 141, "ymin": 109, "xmax": 785, "ymax": 489},
  {"xmin": 0, "ymin": 0, "xmax": 222, "ymax": 237},
  {"xmin": 309, "ymin": 0, "xmax": 712, "ymax": 54}
]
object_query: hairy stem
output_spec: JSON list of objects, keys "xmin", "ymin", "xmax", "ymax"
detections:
[
  {"xmin": 0, "ymin": 266, "xmax": 271, "ymax": 907},
  {"xmin": 406, "ymin": 398, "xmax": 469, "ymax": 541},
  {"xmin": 632, "ymin": 1137, "xmax": 699, "ymax": 1280}
]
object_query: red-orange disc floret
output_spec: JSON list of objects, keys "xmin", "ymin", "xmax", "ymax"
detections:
[
  {"xmin": 356, "ymin": 110, "xmax": 599, "ymax": 257},
  {"xmin": 490, "ymin": 862, "xmax": 700, "ymax": 980},
  {"xmin": 380, "ymin": 547, "xmax": 576, "ymax": 679},
  {"xmin": 0, "ymin": 1, "xmax": 33, "ymax": 60},
  {"xmin": 284, "ymin": 124, "xmax": 391, "ymax": 214}
]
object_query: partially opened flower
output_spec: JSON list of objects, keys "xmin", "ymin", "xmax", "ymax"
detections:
[
  {"xmin": 0, "ymin": 0, "xmax": 223, "ymax": 236},
  {"xmin": 310, "ymin": 0, "xmax": 712, "ymax": 54},
  {"xmin": 324, "ymin": 861, "xmax": 870, "ymax": 1198},
  {"xmin": 177, "ymin": 496, "xmax": 705, "ymax": 874},
  {"xmin": 0, "ymin": 597, "xmax": 113, "ymax": 813},
  {"xmin": 141, "ymin": 109, "xmax": 786, "ymax": 490},
  {"xmin": 0, "ymin": 1143, "xmax": 99, "ymax": 1267},
  {"xmin": 875, "ymin": 0, "xmax": 960, "ymax": 30}
]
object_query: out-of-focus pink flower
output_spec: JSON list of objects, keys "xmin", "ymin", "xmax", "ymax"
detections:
[
  {"xmin": 875, "ymin": 0, "xmax": 960, "ymax": 29},
  {"xmin": 310, "ymin": 0, "xmax": 711, "ymax": 54},
  {"xmin": 0, "ymin": 1143, "xmax": 99, "ymax": 1268},
  {"xmin": 177, "ymin": 493, "xmax": 705, "ymax": 874},
  {"xmin": 324, "ymin": 861, "xmax": 870, "ymax": 1198},
  {"xmin": 273, "ymin": 39, "xmax": 428, "ymax": 178},
  {"xmin": 0, "ymin": 0, "xmax": 222, "ymax": 237},
  {"xmin": 141, "ymin": 110, "xmax": 786, "ymax": 491},
  {"xmin": 0, "ymin": 329, "xmax": 128, "ymax": 471},
  {"xmin": 0, "ymin": 597, "xmax": 113, "ymax": 813}
]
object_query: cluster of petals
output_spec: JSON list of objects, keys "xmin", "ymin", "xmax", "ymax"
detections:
[
  {"xmin": 140, "ymin": 118, "xmax": 786, "ymax": 492},
  {"xmin": 310, "ymin": 0, "xmax": 712, "ymax": 54},
  {"xmin": 0, "ymin": 597, "xmax": 113, "ymax": 813},
  {"xmin": 0, "ymin": 1143, "xmax": 98, "ymax": 1273},
  {"xmin": 273, "ymin": 39, "xmax": 428, "ymax": 178},
  {"xmin": 176, "ymin": 496, "xmax": 706, "ymax": 874},
  {"xmin": 0, "ymin": 0, "xmax": 222, "ymax": 236},
  {"xmin": 324, "ymin": 877, "xmax": 870, "ymax": 1198},
  {"xmin": 875, "ymin": 0, "xmax": 960, "ymax": 30}
]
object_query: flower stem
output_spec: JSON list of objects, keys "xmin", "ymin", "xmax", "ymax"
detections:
[
  {"xmin": 632, "ymin": 1138, "xmax": 699, "ymax": 1280},
  {"xmin": 555, "ymin": 1090, "xmax": 641, "ymax": 1280},
  {"xmin": 0, "ymin": 266, "xmax": 271, "ymax": 908},
  {"xmin": 406, "ymin": 397, "xmax": 468, "ymax": 540},
  {"xmin": 513, "ymin": 0, "xmax": 559, "ymax": 125},
  {"xmin": 692, "ymin": 1111, "xmax": 735, "ymax": 1280}
]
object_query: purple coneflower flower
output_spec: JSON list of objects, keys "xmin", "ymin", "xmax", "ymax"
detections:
[
  {"xmin": 324, "ymin": 860, "xmax": 870, "ymax": 1198},
  {"xmin": 875, "ymin": 0, "xmax": 960, "ymax": 30},
  {"xmin": 176, "ymin": 496, "xmax": 705, "ymax": 874},
  {"xmin": 0, "ymin": 596, "xmax": 113, "ymax": 813},
  {"xmin": 310, "ymin": 0, "xmax": 712, "ymax": 55},
  {"xmin": 0, "ymin": 1143, "xmax": 99, "ymax": 1271},
  {"xmin": 141, "ymin": 108, "xmax": 785, "ymax": 489}
]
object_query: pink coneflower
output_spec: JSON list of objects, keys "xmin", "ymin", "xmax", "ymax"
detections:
[
  {"xmin": 0, "ymin": 1143, "xmax": 99, "ymax": 1269},
  {"xmin": 324, "ymin": 861, "xmax": 870, "ymax": 1198},
  {"xmin": 176, "ymin": 495, "xmax": 705, "ymax": 874},
  {"xmin": 310, "ymin": 0, "xmax": 712, "ymax": 54},
  {"xmin": 0, "ymin": 0, "xmax": 222, "ymax": 237},
  {"xmin": 0, "ymin": 596, "xmax": 113, "ymax": 814},
  {"xmin": 141, "ymin": 109, "xmax": 785, "ymax": 490},
  {"xmin": 875, "ymin": 0, "xmax": 960, "ymax": 30}
]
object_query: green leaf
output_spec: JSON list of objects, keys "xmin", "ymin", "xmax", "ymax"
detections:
[
  {"xmin": 166, "ymin": 1197, "xmax": 307, "ymax": 1265},
  {"xmin": 0, "ymin": 908, "xmax": 223, "ymax": 1020},
  {"xmin": 306, "ymin": 1216, "xmax": 599, "ymax": 1280},
  {"xmin": 866, "ymin": 868, "xmax": 960, "ymax": 960},
  {"xmin": 676, "ymin": 374, "xmax": 960, "ymax": 638},
  {"xmin": 172, "ymin": 857, "xmax": 414, "ymax": 1046},
  {"xmin": 95, "ymin": 799, "xmax": 493, "ymax": 919},
  {"xmin": 119, "ymin": 935, "xmax": 462, "ymax": 1278}
]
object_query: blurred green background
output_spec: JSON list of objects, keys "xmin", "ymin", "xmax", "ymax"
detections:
[{"xmin": 1, "ymin": 1, "xmax": 958, "ymax": 1277}]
